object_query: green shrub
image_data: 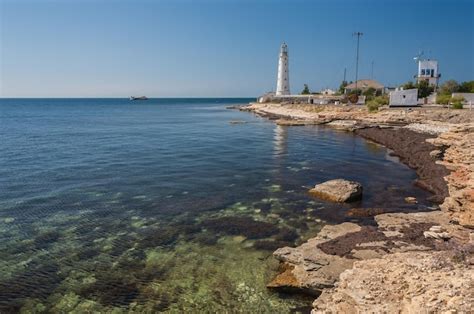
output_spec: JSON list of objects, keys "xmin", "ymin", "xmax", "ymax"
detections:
[
  {"xmin": 451, "ymin": 96, "xmax": 464, "ymax": 109},
  {"xmin": 366, "ymin": 95, "xmax": 389, "ymax": 112},
  {"xmin": 451, "ymin": 102, "xmax": 463, "ymax": 109},
  {"xmin": 451, "ymin": 95, "xmax": 465, "ymax": 103},
  {"xmin": 436, "ymin": 94, "xmax": 451, "ymax": 105}
]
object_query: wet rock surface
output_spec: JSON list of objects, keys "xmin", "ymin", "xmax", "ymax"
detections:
[{"xmin": 309, "ymin": 179, "xmax": 362, "ymax": 203}]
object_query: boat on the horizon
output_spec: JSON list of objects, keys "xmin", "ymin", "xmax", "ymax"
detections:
[{"xmin": 129, "ymin": 96, "xmax": 148, "ymax": 100}]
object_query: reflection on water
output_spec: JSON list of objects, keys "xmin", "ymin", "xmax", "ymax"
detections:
[
  {"xmin": 273, "ymin": 125, "xmax": 288, "ymax": 157},
  {"xmin": 0, "ymin": 98, "xmax": 433, "ymax": 312}
]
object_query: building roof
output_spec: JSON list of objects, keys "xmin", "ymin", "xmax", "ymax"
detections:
[{"xmin": 345, "ymin": 79, "xmax": 384, "ymax": 90}]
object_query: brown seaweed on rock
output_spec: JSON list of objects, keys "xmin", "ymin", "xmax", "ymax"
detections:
[{"xmin": 355, "ymin": 127, "xmax": 449, "ymax": 203}]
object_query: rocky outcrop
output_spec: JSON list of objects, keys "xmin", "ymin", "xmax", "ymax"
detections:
[
  {"xmin": 309, "ymin": 179, "xmax": 362, "ymax": 203},
  {"xmin": 312, "ymin": 251, "xmax": 473, "ymax": 313},
  {"xmin": 268, "ymin": 211, "xmax": 458, "ymax": 295},
  {"xmin": 243, "ymin": 103, "xmax": 474, "ymax": 311},
  {"xmin": 428, "ymin": 124, "xmax": 474, "ymax": 228},
  {"xmin": 268, "ymin": 223, "xmax": 361, "ymax": 294}
]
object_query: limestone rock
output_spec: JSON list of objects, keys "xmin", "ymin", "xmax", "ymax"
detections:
[
  {"xmin": 404, "ymin": 196, "xmax": 418, "ymax": 204},
  {"xmin": 423, "ymin": 225, "xmax": 451, "ymax": 240},
  {"xmin": 312, "ymin": 251, "xmax": 473, "ymax": 313},
  {"xmin": 268, "ymin": 223, "xmax": 361, "ymax": 294},
  {"xmin": 309, "ymin": 179, "xmax": 362, "ymax": 203}
]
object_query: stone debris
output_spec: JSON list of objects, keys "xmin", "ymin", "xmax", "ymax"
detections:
[
  {"xmin": 309, "ymin": 179, "xmax": 362, "ymax": 203},
  {"xmin": 404, "ymin": 196, "xmax": 418, "ymax": 204},
  {"xmin": 424, "ymin": 225, "xmax": 452, "ymax": 240},
  {"xmin": 403, "ymin": 122, "xmax": 452, "ymax": 135}
]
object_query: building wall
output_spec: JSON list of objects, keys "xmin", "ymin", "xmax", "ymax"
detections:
[
  {"xmin": 417, "ymin": 60, "xmax": 439, "ymax": 87},
  {"xmin": 452, "ymin": 93, "xmax": 474, "ymax": 104},
  {"xmin": 389, "ymin": 89, "xmax": 418, "ymax": 107}
]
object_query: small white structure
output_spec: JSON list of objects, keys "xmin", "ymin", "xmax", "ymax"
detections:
[
  {"xmin": 416, "ymin": 59, "xmax": 440, "ymax": 87},
  {"xmin": 276, "ymin": 43, "xmax": 290, "ymax": 96},
  {"xmin": 321, "ymin": 88, "xmax": 336, "ymax": 95},
  {"xmin": 389, "ymin": 89, "xmax": 418, "ymax": 107},
  {"xmin": 258, "ymin": 92, "xmax": 275, "ymax": 103}
]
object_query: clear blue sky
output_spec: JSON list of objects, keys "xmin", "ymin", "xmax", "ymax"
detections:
[{"xmin": 1, "ymin": 0, "xmax": 473, "ymax": 97}]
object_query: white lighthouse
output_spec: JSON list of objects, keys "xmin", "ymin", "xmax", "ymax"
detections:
[{"xmin": 276, "ymin": 43, "xmax": 290, "ymax": 96}]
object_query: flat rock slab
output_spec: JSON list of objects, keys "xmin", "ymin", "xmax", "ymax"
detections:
[
  {"xmin": 309, "ymin": 179, "xmax": 362, "ymax": 202},
  {"xmin": 268, "ymin": 223, "xmax": 361, "ymax": 294}
]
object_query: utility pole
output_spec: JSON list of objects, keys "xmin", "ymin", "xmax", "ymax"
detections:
[
  {"xmin": 353, "ymin": 32, "xmax": 363, "ymax": 92},
  {"xmin": 343, "ymin": 67, "xmax": 347, "ymax": 82}
]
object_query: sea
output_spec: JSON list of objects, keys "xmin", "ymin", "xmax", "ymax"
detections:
[{"xmin": 0, "ymin": 98, "xmax": 433, "ymax": 312}]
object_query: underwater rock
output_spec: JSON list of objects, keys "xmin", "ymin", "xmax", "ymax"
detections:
[
  {"xmin": 200, "ymin": 216, "xmax": 279, "ymax": 239},
  {"xmin": 275, "ymin": 228, "xmax": 299, "ymax": 242},
  {"xmin": 253, "ymin": 240, "xmax": 294, "ymax": 251},
  {"xmin": 346, "ymin": 208, "xmax": 387, "ymax": 218},
  {"xmin": 137, "ymin": 226, "xmax": 180, "ymax": 249},
  {"xmin": 192, "ymin": 232, "xmax": 218, "ymax": 246},
  {"xmin": 309, "ymin": 179, "xmax": 362, "ymax": 203},
  {"xmin": 0, "ymin": 262, "xmax": 63, "ymax": 311},
  {"xmin": 76, "ymin": 248, "xmax": 100, "ymax": 260},
  {"xmin": 33, "ymin": 230, "xmax": 61, "ymax": 249},
  {"xmin": 79, "ymin": 271, "xmax": 139, "ymax": 306}
]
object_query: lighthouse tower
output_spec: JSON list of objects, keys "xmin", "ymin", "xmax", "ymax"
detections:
[{"xmin": 276, "ymin": 43, "xmax": 290, "ymax": 96}]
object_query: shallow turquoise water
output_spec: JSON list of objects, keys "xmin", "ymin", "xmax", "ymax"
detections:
[{"xmin": 0, "ymin": 98, "xmax": 432, "ymax": 312}]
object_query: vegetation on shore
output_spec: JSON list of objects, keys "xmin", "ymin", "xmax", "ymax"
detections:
[
  {"xmin": 301, "ymin": 84, "xmax": 311, "ymax": 95},
  {"xmin": 366, "ymin": 95, "xmax": 389, "ymax": 112},
  {"xmin": 435, "ymin": 79, "xmax": 473, "ymax": 109}
]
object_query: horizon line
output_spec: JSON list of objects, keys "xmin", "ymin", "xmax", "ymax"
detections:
[{"xmin": 0, "ymin": 96, "xmax": 258, "ymax": 99}]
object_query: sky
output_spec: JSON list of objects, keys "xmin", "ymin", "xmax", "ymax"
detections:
[{"xmin": 0, "ymin": 0, "xmax": 473, "ymax": 98}]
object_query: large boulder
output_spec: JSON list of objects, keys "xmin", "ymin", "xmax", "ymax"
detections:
[{"xmin": 309, "ymin": 179, "xmax": 362, "ymax": 202}]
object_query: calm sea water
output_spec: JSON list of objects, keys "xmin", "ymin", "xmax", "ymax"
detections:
[{"xmin": 0, "ymin": 98, "xmax": 433, "ymax": 312}]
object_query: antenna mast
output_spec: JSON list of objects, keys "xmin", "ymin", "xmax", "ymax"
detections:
[{"xmin": 353, "ymin": 32, "xmax": 363, "ymax": 92}]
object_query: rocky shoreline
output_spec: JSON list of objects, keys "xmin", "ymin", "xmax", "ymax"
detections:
[{"xmin": 238, "ymin": 103, "xmax": 474, "ymax": 312}]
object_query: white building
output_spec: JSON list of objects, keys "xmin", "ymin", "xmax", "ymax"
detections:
[
  {"xmin": 389, "ymin": 89, "xmax": 418, "ymax": 107},
  {"xmin": 276, "ymin": 43, "xmax": 290, "ymax": 96},
  {"xmin": 416, "ymin": 59, "xmax": 440, "ymax": 87},
  {"xmin": 321, "ymin": 88, "xmax": 336, "ymax": 95}
]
